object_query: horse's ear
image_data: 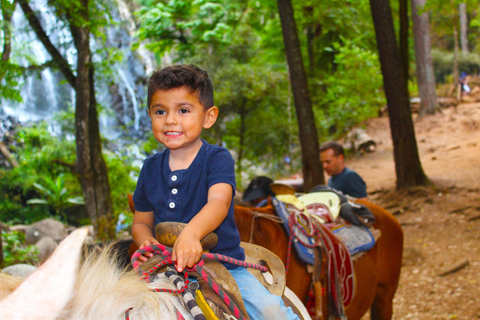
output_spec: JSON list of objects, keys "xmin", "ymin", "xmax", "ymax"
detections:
[{"xmin": 0, "ymin": 227, "xmax": 89, "ymax": 319}]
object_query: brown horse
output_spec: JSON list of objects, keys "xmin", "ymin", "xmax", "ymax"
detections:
[{"xmin": 233, "ymin": 198, "xmax": 403, "ymax": 320}]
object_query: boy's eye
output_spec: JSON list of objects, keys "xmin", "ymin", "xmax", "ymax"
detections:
[
  {"xmin": 179, "ymin": 108, "xmax": 189, "ymax": 114},
  {"xmin": 155, "ymin": 110, "xmax": 165, "ymax": 115}
]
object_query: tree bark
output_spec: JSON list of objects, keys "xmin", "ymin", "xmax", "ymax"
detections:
[
  {"xmin": 370, "ymin": 0, "xmax": 429, "ymax": 189},
  {"xmin": 1, "ymin": 0, "xmax": 15, "ymax": 62},
  {"xmin": 69, "ymin": 1, "xmax": 114, "ymax": 239},
  {"xmin": 411, "ymin": 0, "xmax": 439, "ymax": 116},
  {"xmin": 277, "ymin": 0, "xmax": 324, "ymax": 192},
  {"xmin": 459, "ymin": 3, "xmax": 468, "ymax": 52},
  {"xmin": 399, "ymin": 0, "xmax": 409, "ymax": 80}
]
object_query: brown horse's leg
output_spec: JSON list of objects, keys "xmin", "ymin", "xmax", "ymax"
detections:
[
  {"xmin": 345, "ymin": 253, "xmax": 377, "ymax": 320},
  {"xmin": 358, "ymin": 200, "xmax": 403, "ymax": 320}
]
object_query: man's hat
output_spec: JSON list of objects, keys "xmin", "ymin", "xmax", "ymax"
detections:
[{"xmin": 243, "ymin": 176, "xmax": 275, "ymax": 202}]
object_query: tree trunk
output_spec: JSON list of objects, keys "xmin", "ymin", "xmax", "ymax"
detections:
[
  {"xmin": 459, "ymin": 3, "xmax": 468, "ymax": 52},
  {"xmin": 399, "ymin": 0, "xmax": 409, "ymax": 80},
  {"xmin": 277, "ymin": 0, "xmax": 324, "ymax": 192},
  {"xmin": 453, "ymin": 23, "xmax": 460, "ymax": 100},
  {"xmin": 19, "ymin": 0, "xmax": 114, "ymax": 238},
  {"xmin": 411, "ymin": 0, "xmax": 439, "ymax": 116},
  {"xmin": 70, "ymin": 1, "xmax": 114, "ymax": 239},
  {"xmin": 303, "ymin": 6, "xmax": 316, "ymax": 77},
  {"xmin": 370, "ymin": 0, "xmax": 429, "ymax": 189},
  {"xmin": 1, "ymin": 0, "xmax": 15, "ymax": 63}
]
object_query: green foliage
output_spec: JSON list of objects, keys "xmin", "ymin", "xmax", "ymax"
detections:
[
  {"xmin": 103, "ymin": 150, "xmax": 138, "ymax": 217},
  {"xmin": 0, "ymin": 122, "xmax": 80, "ymax": 224},
  {"xmin": 0, "ymin": 119, "xmax": 139, "ymax": 226},
  {"xmin": 26, "ymin": 174, "xmax": 84, "ymax": 223},
  {"xmin": 135, "ymin": 0, "xmax": 244, "ymax": 58},
  {"xmin": 431, "ymin": 49, "xmax": 480, "ymax": 83},
  {"xmin": 1, "ymin": 230, "xmax": 39, "ymax": 266},
  {"xmin": 0, "ymin": 62, "xmax": 23, "ymax": 103},
  {"xmin": 319, "ymin": 38, "xmax": 385, "ymax": 136}
]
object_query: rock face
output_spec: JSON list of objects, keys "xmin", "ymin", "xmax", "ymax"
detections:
[
  {"xmin": 25, "ymin": 219, "xmax": 66, "ymax": 245},
  {"xmin": 2, "ymin": 264, "xmax": 38, "ymax": 278}
]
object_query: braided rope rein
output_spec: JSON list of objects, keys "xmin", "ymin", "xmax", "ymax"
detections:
[{"xmin": 131, "ymin": 244, "xmax": 268, "ymax": 320}]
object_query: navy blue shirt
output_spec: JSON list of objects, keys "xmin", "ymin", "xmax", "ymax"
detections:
[
  {"xmin": 328, "ymin": 167, "xmax": 367, "ymax": 198},
  {"xmin": 133, "ymin": 140, "xmax": 245, "ymax": 269}
]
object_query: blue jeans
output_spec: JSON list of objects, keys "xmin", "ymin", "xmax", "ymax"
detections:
[{"xmin": 229, "ymin": 267, "xmax": 300, "ymax": 320}]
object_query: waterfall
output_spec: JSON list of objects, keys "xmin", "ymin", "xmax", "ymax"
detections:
[{"xmin": 1, "ymin": 0, "xmax": 155, "ymax": 146}]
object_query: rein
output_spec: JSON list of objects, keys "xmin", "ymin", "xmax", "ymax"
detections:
[
  {"xmin": 131, "ymin": 243, "xmax": 268, "ymax": 320},
  {"xmin": 247, "ymin": 210, "xmax": 284, "ymax": 243}
]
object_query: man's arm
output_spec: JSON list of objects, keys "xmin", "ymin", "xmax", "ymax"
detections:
[
  {"xmin": 172, "ymin": 182, "xmax": 232, "ymax": 272},
  {"xmin": 347, "ymin": 171, "xmax": 367, "ymax": 199}
]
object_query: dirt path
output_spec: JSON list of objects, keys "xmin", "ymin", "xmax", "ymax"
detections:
[{"xmin": 346, "ymin": 102, "xmax": 480, "ymax": 319}]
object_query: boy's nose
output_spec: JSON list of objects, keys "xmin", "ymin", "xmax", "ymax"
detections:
[{"xmin": 166, "ymin": 114, "xmax": 178, "ymax": 125}]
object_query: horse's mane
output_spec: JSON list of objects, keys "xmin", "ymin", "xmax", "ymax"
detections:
[
  {"xmin": 0, "ymin": 227, "xmax": 188, "ymax": 320},
  {"xmin": 57, "ymin": 244, "xmax": 181, "ymax": 320}
]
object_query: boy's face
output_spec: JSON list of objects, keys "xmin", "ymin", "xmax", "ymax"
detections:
[{"xmin": 148, "ymin": 87, "xmax": 218, "ymax": 152}]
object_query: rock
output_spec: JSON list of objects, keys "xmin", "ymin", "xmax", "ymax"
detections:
[
  {"xmin": 437, "ymin": 258, "xmax": 469, "ymax": 276},
  {"xmin": 25, "ymin": 219, "xmax": 66, "ymax": 245},
  {"xmin": 35, "ymin": 236, "xmax": 58, "ymax": 264},
  {"xmin": 2, "ymin": 264, "xmax": 38, "ymax": 278}
]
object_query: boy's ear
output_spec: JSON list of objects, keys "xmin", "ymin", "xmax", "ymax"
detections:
[{"xmin": 203, "ymin": 106, "xmax": 219, "ymax": 129}]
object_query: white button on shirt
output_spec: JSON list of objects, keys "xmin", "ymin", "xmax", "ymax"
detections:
[
  {"xmin": 171, "ymin": 175, "xmax": 177, "ymax": 181},
  {"xmin": 172, "ymin": 188, "xmax": 178, "ymax": 194},
  {"xmin": 169, "ymin": 202, "xmax": 175, "ymax": 209}
]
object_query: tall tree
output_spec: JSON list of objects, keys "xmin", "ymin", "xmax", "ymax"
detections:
[
  {"xmin": 453, "ymin": 12, "xmax": 460, "ymax": 99},
  {"xmin": 459, "ymin": 3, "xmax": 468, "ymax": 52},
  {"xmin": 411, "ymin": 0, "xmax": 439, "ymax": 115},
  {"xmin": 18, "ymin": 0, "xmax": 114, "ymax": 238},
  {"xmin": 370, "ymin": 0, "xmax": 429, "ymax": 189},
  {"xmin": 277, "ymin": 0, "xmax": 324, "ymax": 191}
]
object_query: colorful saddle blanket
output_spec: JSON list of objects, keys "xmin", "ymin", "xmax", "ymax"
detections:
[{"xmin": 271, "ymin": 193, "xmax": 377, "ymax": 308}]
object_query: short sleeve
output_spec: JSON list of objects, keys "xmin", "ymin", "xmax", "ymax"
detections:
[
  {"xmin": 206, "ymin": 148, "xmax": 236, "ymax": 192},
  {"xmin": 132, "ymin": 164, "xmax": 154, "ymax": 212}
]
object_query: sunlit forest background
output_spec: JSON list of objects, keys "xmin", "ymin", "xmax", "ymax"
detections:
[{"xmin": 1, "ymin": 0, "xmax": 479, "ymax": 253}]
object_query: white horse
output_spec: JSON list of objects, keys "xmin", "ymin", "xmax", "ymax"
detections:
[{"xmin": 0, "ymin": 228, "xmax": 309, "ymax": 320}]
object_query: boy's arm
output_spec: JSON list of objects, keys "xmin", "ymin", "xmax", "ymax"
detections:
[
  {"xmin": 172, "ymin": 182, "xmax": 232, "ymax": 272},
  {"xmin": 132, "ymin": 210, "xmax": 159, "ymax": 262}
]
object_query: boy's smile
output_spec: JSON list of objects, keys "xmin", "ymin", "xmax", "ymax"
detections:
[{"xmin": 148, "ymin": 87, "xmax": 218, "ymax": 154}]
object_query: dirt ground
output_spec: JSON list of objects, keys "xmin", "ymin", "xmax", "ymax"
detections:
[{"xmin": 345, "ymin": 101, "xmax": 480, "ymax": 319}]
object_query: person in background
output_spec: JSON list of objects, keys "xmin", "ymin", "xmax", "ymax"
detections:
[
  {"xmin": 459, "ymin": 72, "xmax": 470, "ymax": 100},
  {"xmin": 319, "ymin": 141, "xmax": 367, "ymax": 199}
]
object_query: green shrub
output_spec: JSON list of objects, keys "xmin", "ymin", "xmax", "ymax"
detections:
[
  {"xmin": 2, "ymin": 230, "xmax": 39, "ymax": 267},
  {"xmin": 319, "ymin": 38, "xmax": 385, "ymax": 136},
  {"xmin": 432, "ymin": 49, "xmax": 480, "ymax": 84}
]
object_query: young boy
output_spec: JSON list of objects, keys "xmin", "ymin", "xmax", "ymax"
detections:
[{"xmin": 132, "ymin": 64, "xmax": 299, "ymax": 320}]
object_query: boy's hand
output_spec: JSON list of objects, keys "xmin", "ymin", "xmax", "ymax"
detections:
[
  {"xmin": 171, "ymin": 231, "xmax": 203, "ymax": 272},
  {"xmin": 137, "ymin": 237, "xmax": 160, "ymax": 265}
]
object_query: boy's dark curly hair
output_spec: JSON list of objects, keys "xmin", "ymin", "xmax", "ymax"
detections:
[{"xmin": 147, "ymin": 64, "xmax": 214, "ymax": 110}]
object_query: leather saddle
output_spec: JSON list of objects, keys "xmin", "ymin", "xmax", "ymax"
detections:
[{"xmin": 139, "ymin": 222, "xmax": 286, "ymax": 320}]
